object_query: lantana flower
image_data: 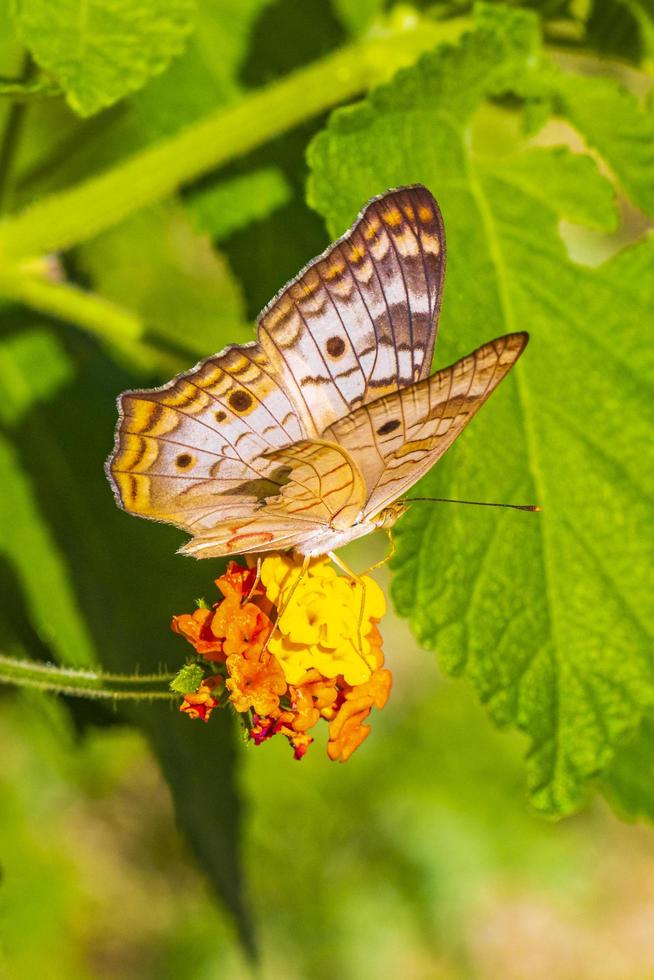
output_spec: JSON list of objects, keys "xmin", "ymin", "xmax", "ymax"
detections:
[{"xmin": 171, "ymin": 554, "xmax": 391, "ymax": 762}]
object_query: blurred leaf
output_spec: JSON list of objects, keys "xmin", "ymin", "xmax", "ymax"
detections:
[
  {"xmin": 186, "ymin": 167, "xmax": 292, "ymax": 242},
  {"xmin": 0, "ymin": 74, "xmax": 61, "ymax": 100},
  {"xmin": 307, "ymin": 5, "xmax": 654, "ymax": 815},
  {"xmin": 13, "ymin": 0, "xmax": 275, "ymax": 201},
  {"xmin": 619, "ymin": 0, "xmax": 654, "ymax": 64},
  {"xmin": 585, "ymin": 0, "xmax": 642, "ymax": 62},
  {"xmin": 76, "ymin": 203, "xmax": 251, "ymax": 356},
  {"xmin": 0, "ymin": 438, "xmax": 96, "ymax": 668},
  {"xmin": 0, "ymin": 327, "xmax": 72, "ymax": 425},
  {"xmin": 10, "ymin": 0, "xmax": 196, "ymax": 116},
  {"xmin": 123, "ymin": 0, "xmax": 276, "ymax": 142},
  {"xmin": 0, "ymin": 329, "xmax": 94, "ymax": 667},
  {"xmin": 602, "ymin": 711, "xmax": 654, "ymax": 822},
  {"xmin": 1, "ymin": 323, "xmax": 251, "ymax": 944},
  {"xmin": 331, "ymin": 0, "xmax": 387, "ymax": 36}
]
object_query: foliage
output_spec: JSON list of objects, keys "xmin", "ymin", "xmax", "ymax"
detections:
[
  {"xmin": 308, "ymin": 4, "xmax": 653, "ymax": 816},
  {"xmin": 0, "ymin": 0, "xmax": 652, "ymax": 963}
]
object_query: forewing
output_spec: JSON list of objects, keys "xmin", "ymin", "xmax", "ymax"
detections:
[
  {"xmin": 108, "ymin": 184, "xmax": 445, "ymax": 550},
  {"xmin": 257, "ymin": 185, "xmax": 445, "ymax": 435},
  {"xmin": 325, "ymin": 333, "xmax": 529, "ymax": 518},
  {"xmin": 107, "ymin": 344, "xmax": 305, "ymax": 533}
]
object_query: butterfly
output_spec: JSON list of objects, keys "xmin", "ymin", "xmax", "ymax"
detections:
[{"xmin": 107, "ymin": 185, "xmax": 528, "ymax": 560}]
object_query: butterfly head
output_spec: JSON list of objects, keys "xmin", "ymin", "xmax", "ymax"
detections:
[{"xmin": 372, "ymin": 501, "xmax": 409, "ymax": 530}]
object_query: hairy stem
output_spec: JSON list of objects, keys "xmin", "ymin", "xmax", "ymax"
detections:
[{"xmin": 0, "ymin": 652, "xmax": 177, "ymax": 700}]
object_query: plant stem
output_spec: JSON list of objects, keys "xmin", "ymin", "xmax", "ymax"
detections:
[
  {"xmin": 0, "ymin": 652, "xmax": 177, "ymax": 700},
  {"xmin": 0, "ymin": 265, "xmax": 191, "ymax": 373},
  {"xmin": 0, "ymin": 15, "xmax": 466, "ymax": 261}
]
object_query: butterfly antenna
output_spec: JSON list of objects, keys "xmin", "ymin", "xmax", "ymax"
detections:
[{"xmin": 405, "ymin": 497, "xmax": 541, "ymax": 513}]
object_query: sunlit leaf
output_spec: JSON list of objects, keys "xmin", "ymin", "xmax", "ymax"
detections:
[
  {"xmin": 308, "ymin": 5, "xmax": 654, "ymax": 815},
  {"xmin": 9, "ymin": 0, "xmax": 195, "ymax": 116},
  {"xmin": 552, "ymin": 70, "xmax": 654, "ymax": 217}
]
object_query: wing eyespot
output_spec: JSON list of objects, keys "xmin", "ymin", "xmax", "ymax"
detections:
[
  {"xmin": 326, "ymin": 336, "xmax": 346, "ymax": 359},
  {"xmin": 228, "ymin": 390, "xmax": 253, "ymax": 413},
  {"xmin": 377, "ymin": 419, "xmax": 401, "ymax": 436},
  {"xmin": 176, "ymin": 453, "xmax": 195, "ymax": 469}
]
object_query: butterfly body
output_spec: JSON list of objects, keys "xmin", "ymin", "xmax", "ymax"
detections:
[{"xmin": 107, "ymin": 186, "xmax": 528, "ymax": 559}]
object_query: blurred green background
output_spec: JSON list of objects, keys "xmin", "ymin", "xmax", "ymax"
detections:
[{"xmin": 0, "ymin": 0, "xmax": 652, "ymax": 976}]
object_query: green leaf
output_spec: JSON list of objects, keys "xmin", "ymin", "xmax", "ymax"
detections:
[
  {"xmin": 307, "ymin": 6, "xmax": 654, "ymax": 815},
  {"xmin": 170, "ymin": 662, "xmax": 204, "ymax": 694},
  {"xmin": 10, "ymin": 0, "xmax": 196, "ymax": 116},
  {"xmin": 75, "ymin": 203, "xmax": 251, "ymax": 357},
  {"xmin": 0, "ymin": 439, "xmax": 96, "ymax": 668},
  {"xmin": 585, "ymin": 0, "xmax": 642, "ymax": 61},
  {"xmin": 0, "ymin": 328, "xmax": 73, "ymax": 426},
  {"xmin": 552, "ymin": 70, "xmax": 654, "ymax": 217},
  {"xmin": 601, "ymin": 711, "xmax": 654, "ymax": 822},
  {"xmin": 0, "ymin": 74, "xmax": 61, "ymax": 101},
  {"xmin": 331, "ymin": 0, "xmax": 386, "ymax": 36},
  {"xmin": 0, "ymin": 320, "xmax": 251, "ymax": 943},
  {"xmin": 0, "ymin": 329, "xmax": 94, "ymax": 667},
  {"xmin": 186, "ymin": 167, "xmax": 292, "ymax": 242}
]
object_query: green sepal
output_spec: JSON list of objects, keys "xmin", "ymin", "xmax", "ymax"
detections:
[{"xmin": 169, "ymin": 663, "xmax": 205, "ymax": 695}]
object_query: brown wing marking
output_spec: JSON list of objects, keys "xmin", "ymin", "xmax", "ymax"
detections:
[
  {"xmin": 257, "ymin": 185, "xmax": 445, "ymax": 434},
  {"xmin": 177, "ymin": 440, "xmax": 367, "ymax": 558},
  {"xmin": 325, "ymin": 333, "xmax": 529, "ymax": 517},
  {"xmin": 107, "ymin": 343, "xmax": 305, "ymax": 531}
]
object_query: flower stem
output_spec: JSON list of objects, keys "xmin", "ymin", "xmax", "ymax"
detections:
[
  {"xmin": 0, "ymin": 652, "xmax": 177, "ymax": 700},
  {"xmin": 0, "ymin": 14, "xmax": 465, "ymax": 262},
  {"xmin": 0, "ymin": 265, "xmax": 190, "ymax": 373}
]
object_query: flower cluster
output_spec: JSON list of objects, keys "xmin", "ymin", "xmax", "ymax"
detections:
[{"xmin": 171, "ymin": 555, "xmax": 391, "ymax": 762}]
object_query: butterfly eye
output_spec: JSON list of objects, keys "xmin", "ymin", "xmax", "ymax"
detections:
[
  {"xmin": 228, "ymin": 390, "xmax": 253, "ymax": 413},
  {"xmin": 326, "ymin": 336, "xmax": 346, "ymax": 358},
  {"xmin": 377, "ymin": 419, "xmax": 401, "ymax": 436}
]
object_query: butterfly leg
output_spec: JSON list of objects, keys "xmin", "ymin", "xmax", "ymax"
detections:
[
  {"xmin": 245, "ymin": 556, "xmax": 262, "ymax": 602},
  {"xmin": 327, "ymin": 551, "xmax": 367, "ymax": 657},
  {"xmin": 363, "ymin": 528, "xmax": 395, "ymax": 576},
  {"xmin": 260, "ymin": 553, "xmax": 311, "ymax": 658}
]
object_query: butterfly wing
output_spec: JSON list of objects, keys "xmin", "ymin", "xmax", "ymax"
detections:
[
  {"xmin": 108, "ymin": 184, "xmax": 444, "ymax": 550},
  {"xmin": 324, "ymin": 333, "xmax": 529, "ymax": 518},
  {"xmin": 107, "ymin": 343, "xmax": 307, "ymax": 534},
  {"xmin": 258, "ymin": 184, "xmax": 445, "ymax": 435},
  {"xmin": 178, "ymin": 440, "xmax": 367, "ymax": 558}
]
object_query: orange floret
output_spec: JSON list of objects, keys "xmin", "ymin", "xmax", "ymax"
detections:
[
  {"xmin": 327, "ymin": 667, "xmax": 392, "ymax": 762},
  {"xmin": 172, "ymin": 555, "xmax": 392, "ymax": 763},
  {"xmin": 171, "ymin": 607, "xmax": 226, "ymax": 661},
  {"xmin": 180, "ymin": 678, "xmax": 222, "ymax": 722},
  {"xmin": 226, "ymin": 650, "xmax": 287, "ymax": 716}
]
